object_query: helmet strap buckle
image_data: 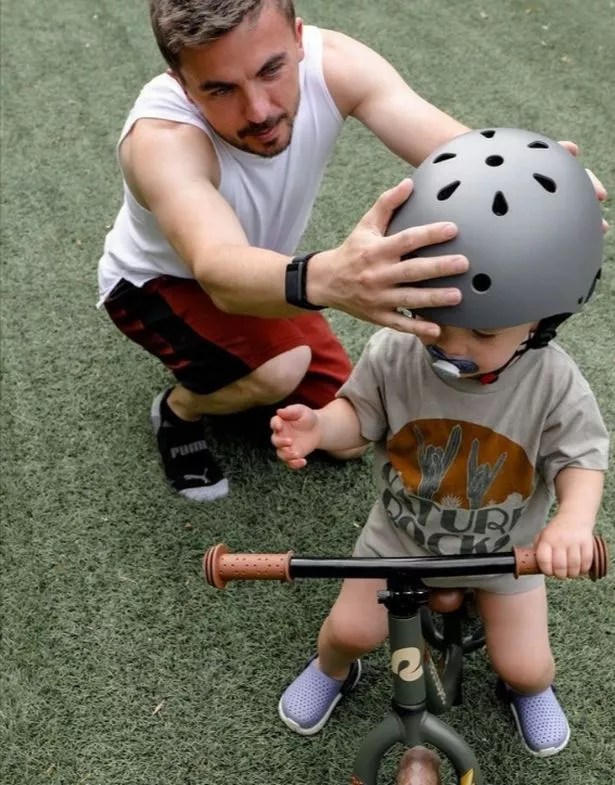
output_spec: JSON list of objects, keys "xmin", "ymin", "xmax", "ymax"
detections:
[{"xmin": 478, "ymin": 371, "xmax": 499, "ymax": 385}]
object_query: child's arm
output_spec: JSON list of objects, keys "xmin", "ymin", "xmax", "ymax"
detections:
[
  {"xmin": 270, "ymin": 398, "xmax": 369, "ymax": 469},
  {"xmin": 535, "ymin": 467, "xmax": 605, "ymax": 578}
]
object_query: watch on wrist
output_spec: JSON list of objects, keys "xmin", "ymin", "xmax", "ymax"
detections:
[{"xmin": 284, "ymin": 252, "xmax": 324, "ymax": 310}]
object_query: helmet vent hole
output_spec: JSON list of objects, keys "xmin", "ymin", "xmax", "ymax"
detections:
[
  {"xmin": 577, "ymin": 296, "xmax": 584, "ymax": 305},
  {"xmin": 534, "ymin": 173, "xmax": 557, "ymax": 193},
  {"xmin": 433, "ymin": 152, "xmax": 456, "ymax": 163},
  {"xmin": 492, "ymin": 191, "xmax": 508, "ymax": 215},
  {"xmin": 472, "ymin": 273, "xmax": 492, "ymax": 292},
  {"xmin": 437, "ymin": 181, "xmax": 461, "ymax": 201},
  {"xmin": 528, "ymin": 141, "xmax": 549, "ymax": 149},
  {"xmin": 481, "ymin": 129, "xmax": 496, "ymax": 138},
  {"xmin": 485, "ymin": 155, "xmax": 504, "ymax": 167}
]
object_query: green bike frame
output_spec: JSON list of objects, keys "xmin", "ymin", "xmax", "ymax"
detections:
[{"xmin": 350, "ymin": 580, "xmax": 479, "ymax": 785}]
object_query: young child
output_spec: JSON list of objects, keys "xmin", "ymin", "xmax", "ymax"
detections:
[{"xmin": 270, "ymin": 128, "xmax": 609, "ymax": 757}]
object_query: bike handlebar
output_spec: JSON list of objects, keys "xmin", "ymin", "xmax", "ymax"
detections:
[{"xmin": 203, "ymin": 536, "xmax": 609, "ymax": 589}]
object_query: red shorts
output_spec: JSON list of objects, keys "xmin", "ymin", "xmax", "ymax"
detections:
[{"xmin": 104, "ymin": 276, "xmax": 352, "ymax": 409}]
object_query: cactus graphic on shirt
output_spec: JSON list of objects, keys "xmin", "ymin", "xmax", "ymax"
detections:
[
  {"xmin": 413, "ymin": 423, "xmax": 462, "ymax": 500},
  {"xmin": 466, "ymin": 437, "xmax": 507, "ymax": 508}
]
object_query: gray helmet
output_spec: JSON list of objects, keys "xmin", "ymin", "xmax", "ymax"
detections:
[{"xmin": 387, "ymin": 127, "xmax": 604, "ymax": 329}]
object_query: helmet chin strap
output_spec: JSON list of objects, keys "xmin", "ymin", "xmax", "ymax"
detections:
[
  {"xmin": 424, "ymin": 314, "xmax": 571, "ymax": 384},
  {"xmin": 469, "ymin": 347, "xmax": 527, "ymax": 385},
  {"xmin": 469, "ymin": 314, "xmax": 569, "ymax": 385}
]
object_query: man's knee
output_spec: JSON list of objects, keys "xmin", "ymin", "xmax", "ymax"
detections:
[
  {"xmin": 173, "ymin": 345, "xmax": 313, "ymax": 416},
  {"xmin": 248, "ymin": 345, "xmax": 312, "ymax": 405}
]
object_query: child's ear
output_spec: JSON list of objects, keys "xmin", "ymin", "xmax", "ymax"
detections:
[{"xmin": 530, "ymin": 321, "xmax": 540, "ymax": 331}]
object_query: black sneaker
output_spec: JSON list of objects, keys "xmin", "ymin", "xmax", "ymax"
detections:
[{"xmin": 150, "ymin": 390, "xmax": 229, "ymax": 502}]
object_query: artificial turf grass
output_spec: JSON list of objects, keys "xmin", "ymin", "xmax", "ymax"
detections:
[{"xmin": 2, "ymin": 0, "xmax": 614, "ymax": 782}]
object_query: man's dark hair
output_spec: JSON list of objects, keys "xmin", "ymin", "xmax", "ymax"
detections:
[{"xmin": 149, "ymin": 0, "xmax": 297, "ymax": 72}]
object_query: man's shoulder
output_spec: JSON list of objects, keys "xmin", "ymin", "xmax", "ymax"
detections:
[
  {"xmin": 121, "ymin": 71, "xmax": 213, "ymax": 152},
  {"xmin": 320, "ymin": 28, "xmax": 364, "ymax": 75},
  {"xmin": 132, "ymin": 71, "xmax": 190, "ymax": 109},
  {"xmin": 319, "ymin": 28, "xmax": 374, "ymax": 118}
]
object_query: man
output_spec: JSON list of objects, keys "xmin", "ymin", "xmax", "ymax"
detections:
[{"xmin": 98, "ymin": 0, "xmax": 606, "ymax": 501}]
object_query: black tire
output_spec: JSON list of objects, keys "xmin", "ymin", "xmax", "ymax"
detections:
[
  {"xmin": 421, "ymin": 605, "xmax": 485, "ymax": 654},
  {"xmin": 396, "ymin": 747, "xmax": 442, "ymax": 785}
]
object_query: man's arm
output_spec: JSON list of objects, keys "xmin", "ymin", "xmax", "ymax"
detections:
[
  {"xmin": 120, "ymin": 118, "xmax": 294, "ymax": 316},
  {"xmin": 120, "ymin": 117, "xmax": 468, "ymax": 335},
  {"xmin": 322, "ymin": 31, "xmax": 609, "ymax": 223},
  {"xmin": 322, "ymin": 30, "xmax": 469, "ymax": 165}
]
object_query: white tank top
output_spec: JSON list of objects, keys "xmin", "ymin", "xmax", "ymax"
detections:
[{"xmin": 97, "ymin": 26, "xmax": 343, "ymax": 302}]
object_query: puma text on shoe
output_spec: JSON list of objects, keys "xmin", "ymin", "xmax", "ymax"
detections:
[{"xmin": 151, "ymin": 390, "xmax": 228, "ymax": 502}]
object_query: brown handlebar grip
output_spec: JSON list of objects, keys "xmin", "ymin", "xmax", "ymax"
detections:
[
  {"xmin": 203, "ymin": 544, "xmax": 293, "ymax": 589},
  {"xmin": 591, "ymin": 536, "xmax": 609, "ymax": 580},
  {"xmin": 513, "ymin": 546, "xmax": 539, "ymax": 577},
  {"xmin": 514, "ymin": 535, "xmax": 609, "ymax": 580}
]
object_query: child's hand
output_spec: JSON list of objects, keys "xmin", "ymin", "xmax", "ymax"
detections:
[
  {"xmin": 534, "ymin": 513, "xmax": 595, "ymax": 578},
  {"xmin": 270, "ymin": 404, "xmax": 322, "ymax": 469}
]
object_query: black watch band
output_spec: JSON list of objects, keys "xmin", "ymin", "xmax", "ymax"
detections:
[{"xmin": 284, "ymin": 252, "xmax": 324, "ymax": 310}]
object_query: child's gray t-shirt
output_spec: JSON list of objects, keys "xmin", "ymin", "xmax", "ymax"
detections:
[{"xmin": 337, "ymin": 330, "xmax": 608, "ymax": 588}]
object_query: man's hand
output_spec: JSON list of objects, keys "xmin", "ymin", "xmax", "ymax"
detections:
[
  {"xmin": 534, "ymin": 513, "xmax": 595, "ymax": 578},
  {"xmin": 307, "ymin": 179, "xmax": 469, "ymax": 339}
]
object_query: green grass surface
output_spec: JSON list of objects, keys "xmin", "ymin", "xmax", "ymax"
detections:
[{"xmin": 1, "ymin": 1, "xmax": 614, "ymax": 783}]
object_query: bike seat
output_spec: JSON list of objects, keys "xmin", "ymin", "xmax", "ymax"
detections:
[{"xmin": 428, "ymin": 588, "xmax": 466, "ymax": 613}]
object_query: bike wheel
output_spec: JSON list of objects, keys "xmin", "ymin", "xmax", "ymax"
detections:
[
  {"xmin": 420, "ymin": 605, "xmax": 485, "ymax": 654},
  {"xmin": 396, "ymin": 747, "xmax": 442, "ymax": 785}
]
